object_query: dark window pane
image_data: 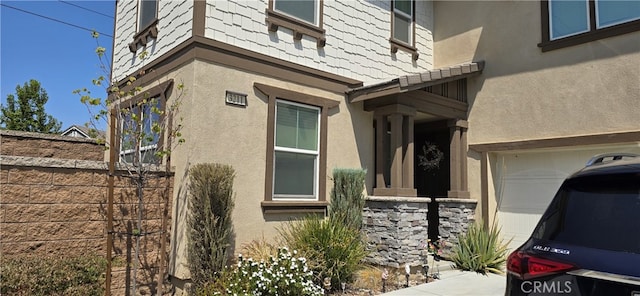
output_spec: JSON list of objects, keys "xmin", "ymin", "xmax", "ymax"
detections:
[
  {"xmin": 275, "ymin": 102, "xmax": 319, "ymax": 151},
  {"xmin": 276, "ymin": 102, "xmax": 298, "ymax": 149},
  {"xmin": 393, "ymin": 14, "xmax": 411, "ymax": 43},
  {"xmin": 296, "ymin": 106, "xmax": 318, "ymax": 151},
  {"xmin": 139, "ymin": 0, "xmax": 157, "ymax": 30},
  {"xmin": 141, "ymin": 147, "xmax": 159, "ymax": 164},
  {"xmin": 394, "ymin": 0, "xmax": 412, "ymax": 15},
  {"xmin": 274, "ymin": 151, "xmax": 316, "ymax": 196},
  {"xmin": 274, "ymin": 0, "xmax": 316, "ymax": 24},
  {"xmin": 141, "ymin": 102, "xmax": 160, "ymax": 147}
]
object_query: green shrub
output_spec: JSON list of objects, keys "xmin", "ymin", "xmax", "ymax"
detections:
[
  {"xmin": 187, "ymin": 163, "xmax": 236, "ymax": 293},
  {"xmin": 196, "ymin": 248, "xmax": 324, "ymax": 296},
  {"xmin": 329, "ymin": 168, "xmax": 367, "ymax": 230},
  {"xmin": 0, "ymin": 255, "xmax": 106, "ymax": 296},
  {"xmin": 450, "ymin": 221, "xmax": 511, "ymax": 274},
  {"xmin": 278, "ymin": 216, "xmax": 367, "ymax": 291}
]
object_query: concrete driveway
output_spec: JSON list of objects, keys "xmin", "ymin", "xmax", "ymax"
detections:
[{"xmin": 381, "ymin": 269, "xmax": 506, "ymax": 296}]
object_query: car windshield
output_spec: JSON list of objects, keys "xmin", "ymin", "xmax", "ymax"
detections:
[{"xmin": 532, "ymin": 172, "xmax": 640, "ymax": 254}]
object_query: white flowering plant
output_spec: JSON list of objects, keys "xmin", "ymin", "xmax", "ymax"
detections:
[{"xmin": 203, "ymin": 248, "xmax": 324, "ymax": 296}]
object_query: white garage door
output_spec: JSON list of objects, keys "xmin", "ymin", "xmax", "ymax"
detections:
[{"xmin": 495, "ymin": 145, "xmax": 640, "ymax": 250}]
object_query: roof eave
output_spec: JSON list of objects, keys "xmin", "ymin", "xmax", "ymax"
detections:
[{"xmin": 347, "ymin": 61, "xmax": 484, "ymax": 103}]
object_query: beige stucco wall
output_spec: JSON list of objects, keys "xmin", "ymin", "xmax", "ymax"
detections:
[
  {"xmin": 153, "ymin": 59, "xmax": 374, "ymax": 280},
  {"xmin": 434, "ymin": 1, "xmax": 640, "ymax": 223}
]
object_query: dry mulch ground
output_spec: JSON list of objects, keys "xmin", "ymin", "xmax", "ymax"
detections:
[{"xmin": 328, "ymin": 266, "xmax": 440, "ymax": 295}]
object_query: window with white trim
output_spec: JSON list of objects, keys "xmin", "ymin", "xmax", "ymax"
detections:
[
  {"xmin": 120, "ymin": 98, "xmax": 161, "ymax": 164},
  {"xmin": 392, "ymin": 0, "xmax": 414, "ymax": 44},
  {"xmin": 273, "ymin": 100, "xmax": 320, "ymax": 200},
  {"xmin": 542, "ymin": 0, "xmax": 640, "ymax": 50},
  {"xmin": 273, "ymin": 0, "xmax": 319, "ymax": 26},
  {"xmin": 138, "ymin": 0, "xmax": 158, "ymax": 31}
]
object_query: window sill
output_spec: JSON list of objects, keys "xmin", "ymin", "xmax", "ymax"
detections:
[
  {"xmin": 390, "ymin": 39, "xmax": 419, "ymax": 61},
  {"xmin": 129, "ymin": 19, "xmax": 159, "ymax": 53},
  {"xmin": 261, "ymin": 200, "xmax": 328, "ymax": 214},
  {"xmin": 265, "ymin": 9, "xmax": 326, "ymax": 47},
  {"xmin": 539, "ymin": 19, "xmax": 640, "ymax": 52}
]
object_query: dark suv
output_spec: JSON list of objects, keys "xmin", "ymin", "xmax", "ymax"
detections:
[{"xmin": 505, "ymin": 153, "xmax": 640, "ymax": 296}]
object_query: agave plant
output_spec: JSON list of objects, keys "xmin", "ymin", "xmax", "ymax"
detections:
[{"xmin": 450, "ymin": 221, "xmax": 512, "ymax": 274}]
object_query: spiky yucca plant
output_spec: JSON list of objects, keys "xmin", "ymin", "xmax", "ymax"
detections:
[{"xmin": 450, "ymin": 221, "xmax": 511, "ymax": 274}]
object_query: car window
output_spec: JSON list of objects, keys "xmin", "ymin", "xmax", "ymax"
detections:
[{"xmin": 533, "ymin": 172, "xmax": 640, "ymax": 254}]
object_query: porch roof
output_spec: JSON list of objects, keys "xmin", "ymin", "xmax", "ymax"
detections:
[{"xmin": 347, "ymin": 61, "xmax": 484, "ymax": 103}]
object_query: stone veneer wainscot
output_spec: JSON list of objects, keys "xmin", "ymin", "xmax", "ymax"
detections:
[{"xmin": 361, "ymin": 196, "xmax": 477, "ymax": 268}]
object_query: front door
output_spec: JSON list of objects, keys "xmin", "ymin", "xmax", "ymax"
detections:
[{"xmin": 414, "ymin": 121, "xmax": 450, "ymax": 198}]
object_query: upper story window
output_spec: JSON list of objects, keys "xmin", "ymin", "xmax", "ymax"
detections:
[
  {"xmin": 266, "ymin": 0, "xmax": 326, "ymax": 47},
  {"xmin": 540, "ymin": 0, "xmax": 640, "ymax": 52},
  {"xmin": 138, "ymin": 0, "xmax": 158, "ymax": 31},
  {"xmin": 392, "ymin": 0, "xmax": 414, "ymax": 44},
  {"xmin": 595, "ymin": 0, "xmax": 640, "ymax": 28},
  {"xmin": 390, "ymin": 0, "xmax": 418, "ymax": 60},
  {"xmin": 129, "ymin": 0, "xmax": 159, "ymax": 52},
  {"xmin": 274, "ymin": 0, "xmax": 319, "ymax": 26}
]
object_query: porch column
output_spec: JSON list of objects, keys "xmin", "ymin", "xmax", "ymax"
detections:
[
  {"xmin": 375, "ymin": 113, "xmax": 387, "ymax": 189},
  {"xmin": 402, "ymin": 115, "xmax": 414, "ymax": 189},
  {"xmin": 448, "ymin": 119, "xmax": 470, "ymax": 198},
  {"xmin": 389, "ymin": 113, "xmax": 403, "ymax": 189},
  {"xmin": 373, "ymin": 104, "xmax": 417, "ymax": 197}
]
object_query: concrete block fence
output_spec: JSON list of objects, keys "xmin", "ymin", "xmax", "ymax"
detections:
[{"xmin": 1, "ymin": 130, "xmax": 173, "ymax": 295}]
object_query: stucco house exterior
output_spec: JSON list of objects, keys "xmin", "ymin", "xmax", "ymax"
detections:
[
  {"xmin": 433, "ymin": 1, "xmax": 640, "ymax": 250},
  {"xmin": 109, "ymin": 0, "xmax": 640, "ymax": 292}
]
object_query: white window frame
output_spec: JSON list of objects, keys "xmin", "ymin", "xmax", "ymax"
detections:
[
  {"xmin": 393, "ymin": 0, "xmax": 414, "ymax": 44},
  {"xmin": 273, "ymin": 0, "xmax": 320, "ymax": 26},
  {"xmin": 272, "ymin": 99, "xmax": 321, "ymax": 200}
]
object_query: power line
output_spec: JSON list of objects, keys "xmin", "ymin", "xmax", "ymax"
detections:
[
  {"xmin": 58, "ymin": 0, "xmax": 113, "ymax": 19},
  {"xmin": 0, "ymin": 3, "xmax": 113, "ymax": 38}
]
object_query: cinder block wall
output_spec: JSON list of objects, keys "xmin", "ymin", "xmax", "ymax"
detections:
[
  {"xmin": 1, "ymin": 130, "xmax": 105, "ymax": 160},
  {"xmin": 1, "ymin": 131, "xmax": 174, "ymax": 295}
]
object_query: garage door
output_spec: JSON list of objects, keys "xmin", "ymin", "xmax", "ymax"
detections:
[{"xmin": 495, "ymin": 146, "xmax": 640, "ymax": 250}]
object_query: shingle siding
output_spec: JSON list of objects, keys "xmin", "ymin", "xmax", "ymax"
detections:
[
  {"xmin": 214, "ymin": 0, "xmax": 433, "ymax": 82},
  {"xmin": 112, "ymin": 1, "xmax": 194, "ymax": 81},
  {"xmin": 112, "ymin": 0, "xmax": 434, "ymax": 86}
]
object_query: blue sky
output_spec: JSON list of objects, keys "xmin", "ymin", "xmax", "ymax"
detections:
[{"xmin": 1, "ymin": 0, "xmax": 115, "ymax": 131}]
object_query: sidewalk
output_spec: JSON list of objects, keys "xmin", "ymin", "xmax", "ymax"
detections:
[{"xmin": 380, "ymin": 269, "xmax": 506, "ymax": 296}]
